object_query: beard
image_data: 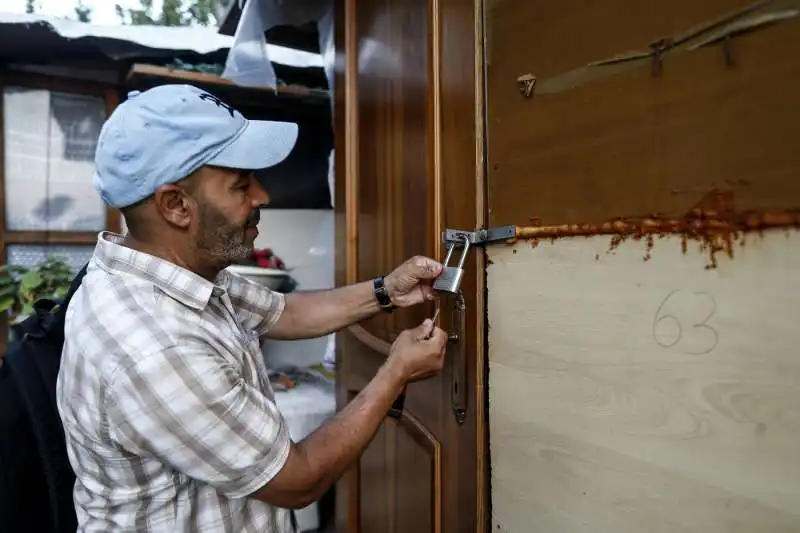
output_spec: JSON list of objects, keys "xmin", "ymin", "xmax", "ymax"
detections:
[{"xmin": 195, "ymin": 201, "xmax": 259, "ymax": 266}]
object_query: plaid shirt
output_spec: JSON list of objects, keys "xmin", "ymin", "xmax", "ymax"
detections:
[{"xmin": 56, "ymin": 232, "xmax": 294, "ymax": 532}]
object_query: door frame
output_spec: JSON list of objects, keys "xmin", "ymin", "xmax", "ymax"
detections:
[{"xmin": 332, "ymin": 0, "xmax": 491, "ymax": 529}]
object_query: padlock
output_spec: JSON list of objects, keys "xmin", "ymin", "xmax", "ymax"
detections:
[{"xmin": 433, "ymin": 237, "xmax": 470, "ymax": 294}]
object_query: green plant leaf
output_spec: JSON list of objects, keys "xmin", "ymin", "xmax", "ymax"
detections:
[
  {"xmin": 0, "ymin": 284, "xmax": 17, "ymax": 298},
  {"xmin": 20, "ymin": 270, "xmax": 43, "ymax": 290},
  {"xmin": 6, "ymin": 265, "xmax": 27, "ymax": 275},
  {"xmin": 0, "ymin": 295, "xmax": 14, "ymax": 312},
  {"xmin": 0, "ymin": 259, "xmax": 76, "ymax": 318}
]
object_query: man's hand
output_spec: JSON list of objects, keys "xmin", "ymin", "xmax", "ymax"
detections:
[
  {"xmin": 384, "ymin": 256, "xmax": 443, "ymax": 308},
  {"xmin": 386, "ymin": 319, "xmax": 448, "ymax": 382},
  {"xmin": 266, "ymin": 256, "xmax": 443, "ymax": 341},
  {"xmin": 251, "ymin": 318, "xmax": 449, "ymax": 510}
]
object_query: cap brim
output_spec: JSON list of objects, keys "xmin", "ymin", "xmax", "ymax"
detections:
[{"xmin": 208, "ymin": 119, "xmax": 298, "ymax": 171}]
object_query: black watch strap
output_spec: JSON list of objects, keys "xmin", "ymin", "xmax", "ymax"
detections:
[{"xmin": 373, "ymin": 276, "xmax": 395, "ymax": 313}]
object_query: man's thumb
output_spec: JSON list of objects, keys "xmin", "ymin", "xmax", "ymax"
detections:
[{"xmin": 415, "ymin": 319, "xmax": 434, "ymax": 338}]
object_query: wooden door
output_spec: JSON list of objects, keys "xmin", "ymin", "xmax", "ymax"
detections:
[{"xmin": 332, "ymin": 0, "xmax": 488, "ymax": 531}]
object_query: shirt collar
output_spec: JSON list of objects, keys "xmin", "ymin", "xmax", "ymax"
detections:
[{"xmin": 93, "ymin": 231, "xmax": 230, "ymax": 310}]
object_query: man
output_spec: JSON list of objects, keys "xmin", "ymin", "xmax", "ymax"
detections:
[{"xmin": 56, "ymin": 84, "xmax": 448, "ymax": 532}]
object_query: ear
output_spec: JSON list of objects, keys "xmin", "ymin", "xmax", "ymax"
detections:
[{"xmin": 153, "ymin": 184, "xmax": 194, "ymax": 229}]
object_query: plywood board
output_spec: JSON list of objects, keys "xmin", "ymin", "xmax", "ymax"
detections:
[
  {"xmin": 488, "ymin": 230, "xmax": 800, "ymax": 533},
  {"xmin": 486, "ymin": 0, "xmax": 800, "ymax": 226}
]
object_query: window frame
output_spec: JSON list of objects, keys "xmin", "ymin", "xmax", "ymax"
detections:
[{"xmin": 0, "ymin": 69, "xmax": 121, "ymax": 346}]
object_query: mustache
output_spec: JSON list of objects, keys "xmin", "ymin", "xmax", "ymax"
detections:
[{"xmin": 245, "ymin": 210, "xmax": 261, "ymax": 228}]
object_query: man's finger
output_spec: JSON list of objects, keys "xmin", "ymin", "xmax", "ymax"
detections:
[
  {"xmin": 419, "ymin": 284, "xmax": 436, "ymax": 301},
  {"xmin": 408, "ymin": 256, "xmax": 442, "ymax": 279},
  {"xmin": 420, "ymin": 326, "xmax": 447, "ymax": 346},
  {"xmin": 429, "ymin": 327, "xmax": 447, "ymax": 346}
]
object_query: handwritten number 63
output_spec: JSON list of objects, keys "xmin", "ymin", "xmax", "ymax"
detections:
[{"xmin": 652, "ymin": 290, "xmax": 719, "ymax": 355}]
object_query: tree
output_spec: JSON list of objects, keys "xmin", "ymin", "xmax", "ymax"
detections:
[
  {"xmin": 115, "ymin": 0, "xmax": 232, "ymax": 27},
  {"xmin": 74, "ymin": 0, "xmax": 92, "ymax": 23}
]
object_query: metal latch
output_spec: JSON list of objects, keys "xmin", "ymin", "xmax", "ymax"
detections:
[
  {"xmin": 441, "ymin": 225, "xmax": 516, "ymax": 246},
  {"xmin": 433, "ymin": 226, "xmax": 515, "ymax": 425},
  {"xmin": 433, "ymin": 226, "xmax": 515, "ymax": 295}
]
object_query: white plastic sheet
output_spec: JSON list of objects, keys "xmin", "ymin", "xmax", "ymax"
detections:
[
  {"xmin": 222, "ymin": 0, "xmax": 330, "ymax": 88},
  {"xmin": 223, "ymin": 0, "xmax": 276, "ymax": 87}
]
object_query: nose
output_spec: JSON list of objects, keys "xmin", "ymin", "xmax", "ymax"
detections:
[
  {"xmin": 249, "ymin": 174, "xmax": 270, "ymax": 206},
  {"xmin": 252, "ymin": 191, "xmax": 269, "ymax": 207}
]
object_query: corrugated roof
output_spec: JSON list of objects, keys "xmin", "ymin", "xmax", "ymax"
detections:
[{"xmin": 0, "ymin": 11, "xmax": 323, "ymax": 67}]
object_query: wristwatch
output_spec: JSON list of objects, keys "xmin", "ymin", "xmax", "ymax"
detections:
[{"xmin": 373, "ymin": 276, "xmax": 395, "ymax": 313}]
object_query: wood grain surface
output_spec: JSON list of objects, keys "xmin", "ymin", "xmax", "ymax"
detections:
[
  {"xmin": 486, "ymin": 0, "xmax": 800, "ymax": 227},
  {"xmin": 333, "ymin": 0, "xmax": 486, "ymax": 530},
  {"xmin": 487, "ymin": 230, "xmax": 800, "ymax": 532}
]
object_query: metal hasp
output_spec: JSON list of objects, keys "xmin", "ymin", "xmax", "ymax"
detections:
[
  {"xmin": 433, "ymin": 226, "xmax": 515, "ymax": 424},
  {"xmin": 441, "ymin": 225, "xmax": 516, "ymax": 246},
  {"xmin": 434, "ymin": 226, "xmax": 516, "ymax": 294},
  {"xmin": 450, "ymin": 293, "xmax": 467, "ymax": 425}
]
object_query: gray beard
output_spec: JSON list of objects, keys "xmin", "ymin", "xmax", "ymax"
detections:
[{"xmin": 195, "ymin": 203, "xmax": 252, "ymax": 266}]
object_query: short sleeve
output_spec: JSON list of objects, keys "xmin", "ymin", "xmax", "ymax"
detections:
[
  {"xmin": 224, "ymin": 271, "xmax": 286, "ymax": 336},
  {"xmin": 106, "ymin": 343, "xmax": 291, "ymax": 499}
]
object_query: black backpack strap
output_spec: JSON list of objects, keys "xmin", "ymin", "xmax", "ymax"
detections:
[
  {"xmin": 6, "ymin": 341, "xmax": 77, "ymax": 533},
  {"xmin": 0, "ymin": 362, "xmax": 54, "ymax": 533},
  {"xmin": 4, "ymin": 262, "xmax": 89, "ymax": 533},
  {"xmin": 62, "ymin": 262, "xmax": 89, "ymax": 312}
]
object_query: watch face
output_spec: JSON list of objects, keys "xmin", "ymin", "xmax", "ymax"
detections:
[{"xmin": 373, "ymin": 277, "xmax": 393, "ymax": 311}]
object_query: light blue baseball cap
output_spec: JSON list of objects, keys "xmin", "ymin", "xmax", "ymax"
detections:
[{"xmin": 93, "ymin": 84, "xmax": 299, "ymax": 208}]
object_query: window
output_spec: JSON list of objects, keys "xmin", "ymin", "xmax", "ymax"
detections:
[
  {"xmin": 3, "ymin": 87, "xmax": 107, "ymax": 232},
  {"xmin": 0, "ymin": 73, "xmax": 120, "ymax": 346},
  {"xmin": 6, "ymin": 244, "xmax": 97, "ymax": 274}
]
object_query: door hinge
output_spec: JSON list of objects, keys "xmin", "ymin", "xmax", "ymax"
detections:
[{"xmin": 441, "ymin": 225, "xmax": 516, "ymax": 246}]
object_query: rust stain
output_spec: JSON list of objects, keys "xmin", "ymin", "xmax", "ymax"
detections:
[
  {"xmin": 515, "ymin": 190, "xmax": 800, "ymax": 269},
  {"xmin": 642, "ymin": 234, "xmax": 655, "ymax": 261}
]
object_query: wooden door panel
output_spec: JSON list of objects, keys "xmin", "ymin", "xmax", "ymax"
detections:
[
  {"xmin": 357, "ymin": 413, "xmax": 441, "ymax": 532},
  {"xmin": 338, "ymin": 338, "xmax": 445, "ymax": 533},
  {"xmin": 354, "ymin": 0, "xmax": 434, "ymax": 340},
  {"xmin": 334, "ymin": 0, "xmax": 486, "ymax": 530},
  {"xmin": 358, "ymin": 423, "xmax": 391, "ymax": 532}
]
